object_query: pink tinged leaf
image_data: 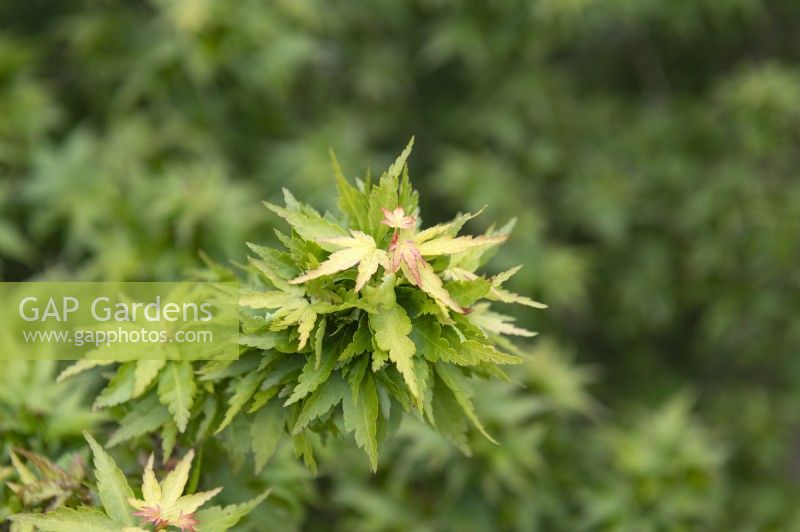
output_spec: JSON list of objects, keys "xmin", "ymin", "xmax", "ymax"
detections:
[
  {"xmin": 381, "ymin": 207, "xmax": 416, "ymax": 229},
  {"xmin": 132, "ymin": 506, "xmax": 159, "ymax": 520},
  {"xmin": 378, "ymin": 232, "xmax": 467, "ymax": 315},
  {"xmin": 388, "ymin": 238, "xmax": 463, "ymax": 313},
  {"xmin": 134, "ymin": 505, "xmax": 169, "ymax": 530},
  {"xmin": 175, "ymin": 511, "xmax": 199, "ymax": 532},
  {"xmin": 389, "ymin": 240, "xmax": 403, "ymax": 273},
  {"xmin": 389, "ymin": 239, "xmax": 423, "ymax": 285}
]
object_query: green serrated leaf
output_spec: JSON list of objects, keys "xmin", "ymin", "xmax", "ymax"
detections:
[
  {"xmin": 332, "ymin": 150, "xmax": 369, "ymax": 231},
  {"xmin": 413, "ymin": 358, "xmax": 433, "ymax": 420},
  {"xmin": 215, "ymin": 371, "xmax": 264, "ymax": 434},
  {"xmin": 338, "ymin": 318, "xmax": 371, "ymax": 362},
  {"xmin": 248, "ymin": 386, "xmax": 278, "ymax": 413},
  {"xmin": 10, "ymin": 507, "xmax": 122, "ymax": 532},
  {"xmin": 292, "ymin": 374, "xmax": 346, "ymax": 434},
  {"xmin": 291, "ymin": 432, "xmax": 317, "ymax": 474},
  {"xmin": 84, "ymin": 433, "xmax": 134, "ymax": 525},
  {"xmin": 133, "ymin": 359, "xmax": 165, "ymax": 398},
  {"xmin": 265, "ymin": 201, "xmax": 348, "ymax": 251},
  {"xmin": 386, "ymin": 136, "xmax": 414, "ymax": 180},
  {"xmin": 195, "ymin": 491, "xmax": 270, "ymax": 532},
  {"xmin": 435, "ymin": 362, "xmax": 497, "ymax": 444},
  {"xmin": 251, "ymin": 401, "xmax": 284, "ymax": 474},
  {"xmin": 238, "ymin": 333, "xmax": 278, "ymax": 351},
  {"xmin": 313, "ymin": 317, "xmax": 326, "ymax": 369},
  {"xmin": 431, "ymin": 374, "xmax": 470, "ymax": 454},
  {"xmin": 239, "ymin": 290, "xmax": 300, "ymax": 310},
  {"xmin": 158, "ymin": 361, "xmax": 196, "ymax": 433},
  {"xmin": 294, "ymin": 305, "xmax": 317, "ymax": 350},
  {"xmin": 93, "ymin": 363, "xmax": 136, "ymax": 410},
  {"xmin": 367, "ymin": 176, "xmax": 400, "ymax": 243},
  {"xmin": 285, "ymin": 344, "xmax": 338, "ymax": 405},
  {"xmin": 342, "ymin": 373, "xmax": 379, "ymax": 471},
  {"xmin": 445, "ymin": 278, "xmax": 492, "ymax": 307},
  {"xmin": 411, "ymin": 317, "xmax": 467, "ymax": 364},
  {"xmin": 246, "ymin": 243, "xmax": 298, "ymax": 280},
  {"xmin": 347, "ymin": 356, "xmax": 369, "ymax": 403},
  {"xmin": 369, "ymin": 302, "xmax": 418, "ymax": 398},
  {"xmin": 246, "ymin": 255, "xmax": 298, "ymax": 293},
  {"xmin": 56, "ymin": 359, "xmax": 114, "ymax": 383},
  {"xmin": 370, "ymin": 342, "xmax": 389, "ymax": 371},
  {"xmin": 398, "ymin": 164, "xmax": 419, "ymax": 215},
  {"xmin": 460, "ymin": 340, "xmax": 523, "ymax": 365},
  {"xmin": 162, "ymin": 421, "xmax": 178, "ymax": 461},
  {"xmin": 107, "ymin": 398, "xmax": 171, "ymax": 447}
]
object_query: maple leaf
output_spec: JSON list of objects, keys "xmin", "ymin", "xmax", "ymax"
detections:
[
  {"xmin": 412, "ymin": 208, "xmax": 484, "ymax": 244},
  {"xmin": 445, "ymin": 266, "xmax": 548, "ymax": 309},
  {"xmin": 240, "ymin": 289, "xmax": 317, "ymax": 349},
  {"xmin": 467, "ymin": 303, "xmax": 537, "ymax": 337},
  {"xmin": 415, "ymin": 233, "xmax": 507, "ymax": 256},
  {"xmin": 381, "ymin": 206, "xmax": 416, "ymax": 229},
  {"xmin": 489, "ymin": 266, "xmax": 548, "ymax": 308},
  {"xmin": 128, "ymin": 451, "xmax": 221, "ymax": 532},
  {"xmin": 268, "ymin": 298, "xmax": 318, "ymax": 349},
  {"xmin": 370, "ymin": 302, "xmax": 419, "ymax": 398},
  {"xmin": 235, "ymin": 142, "xmax": 547, "ymax": 467},
  {"xmin": 387, "ymin": 237, "xmax": 464, "ymax": 314},
  {"xmin": 389, "ymin": 238, "xmax": 423, "ymax": 284},
  {"xmin": 289, "ymin": 230, "xmax": 388, "ymax": 292},
  {"xmin": 415, "ymin": 261, "xmax": 465, "ymax": 314},
  {"xmin": 383, "ymin": 209, "xmax": 511, "ymax": 314}
]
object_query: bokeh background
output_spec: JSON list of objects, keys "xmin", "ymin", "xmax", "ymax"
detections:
[{"xmin": 2, "ymin": 1, "xmax": 800, "ymax": 530}]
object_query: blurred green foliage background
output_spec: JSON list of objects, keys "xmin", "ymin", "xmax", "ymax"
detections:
[{"xmin": 2, "ymin": 0, "xmax": 800, "ymax": 530}]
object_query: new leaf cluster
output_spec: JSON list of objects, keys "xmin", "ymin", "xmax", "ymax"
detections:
[{"xmin": 237, "ymin": 139, "xmax": 545, "ymax": 470}]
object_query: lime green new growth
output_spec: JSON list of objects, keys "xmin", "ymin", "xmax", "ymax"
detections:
[{"xmin": 239, "ymin": 139, "xmax": 546, "ymax": 471}]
